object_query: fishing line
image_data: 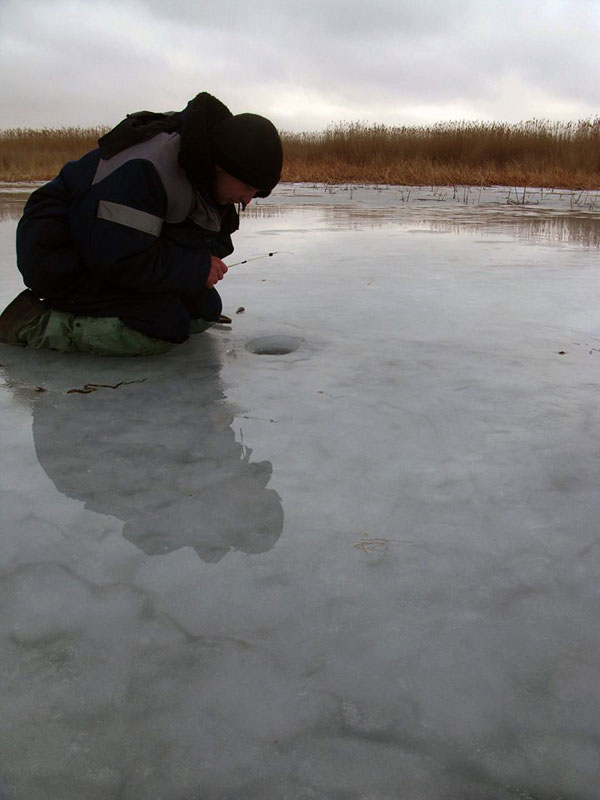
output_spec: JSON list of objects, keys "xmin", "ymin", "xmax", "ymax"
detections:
[{"xmin": 227, "ymin": 251, "xmax": 293, "ymax": 268}]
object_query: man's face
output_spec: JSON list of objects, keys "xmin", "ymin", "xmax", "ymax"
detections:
[{"xmin": 212, "ymin": 166, "xmax": 258, "ymax": 207}]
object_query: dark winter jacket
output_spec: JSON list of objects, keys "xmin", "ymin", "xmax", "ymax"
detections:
[{"xmin": 16, "ymin": 128, "xmax": 236, "ymax": 319}]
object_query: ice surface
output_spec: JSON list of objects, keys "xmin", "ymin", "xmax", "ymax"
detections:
[{"xmin": 1, "ymin": 183, "xmax": 600, "ymax": 799}]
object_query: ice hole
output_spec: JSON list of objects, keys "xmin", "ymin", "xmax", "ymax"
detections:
[{"xmin": 245, "ymin": 335, "xmax": 303, "ymax": 355}]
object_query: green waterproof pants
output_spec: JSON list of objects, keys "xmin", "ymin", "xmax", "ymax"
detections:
[{"xmin": 17, "ymin": 309, "xmax": 178, "ymax": 356}]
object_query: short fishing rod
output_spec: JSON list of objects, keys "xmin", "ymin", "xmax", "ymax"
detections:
[{"xmin": 227, "ymin": 251, "xmax": 279, "ymax": 268}]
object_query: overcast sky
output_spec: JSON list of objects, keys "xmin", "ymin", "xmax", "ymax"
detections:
[{"xmin": 1, "ymin": 0, "xmax": 599, "ymax": 132}]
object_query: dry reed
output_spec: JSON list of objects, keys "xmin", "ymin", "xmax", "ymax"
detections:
[
  {"xmin": 1, "ymin": 119, "xmax": 600, "ymax": 188},
  {"xmin": 0, "ymin": 127, "xmax": 109, "ymax": 181},
  {"xmin": 281, "ymin": 119, "xmax": 600, "ymax": 189}
]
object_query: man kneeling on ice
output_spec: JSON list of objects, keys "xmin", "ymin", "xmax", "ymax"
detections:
[{"xmin": 0, "ymin": 92, "xmax": 283, "ymax": 356}]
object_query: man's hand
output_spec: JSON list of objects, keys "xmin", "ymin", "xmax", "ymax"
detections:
[{"xmin": 205, "ymin": 256, "xmax": 228, "ymax": 288}]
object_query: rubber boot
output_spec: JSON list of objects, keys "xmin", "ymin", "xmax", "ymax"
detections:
[{"xmin": 0, "ymin": 290, "xmax": 46, "ymax": 345}]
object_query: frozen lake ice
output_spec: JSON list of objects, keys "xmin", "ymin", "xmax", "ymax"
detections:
[{"xmin": 1, "ymin": 183, "xmax": 600, "ymax": 799}]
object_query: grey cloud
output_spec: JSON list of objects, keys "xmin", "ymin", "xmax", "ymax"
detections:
[
  {"xmin": 1, "ymin": 0, "xmax": 599, "ymax": 131},
  {"xmin": 137, "ymin": 0, "xmax": 478, "ymax": 39}
]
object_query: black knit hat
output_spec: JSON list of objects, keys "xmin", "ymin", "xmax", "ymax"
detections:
[{"xmin": 210, "ymin": 113, "xmax": 283, "ymax": 198}]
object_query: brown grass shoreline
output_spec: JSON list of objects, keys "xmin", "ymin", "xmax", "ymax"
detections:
[{"xmin": 2, "ymin": 120, "xmax": 600, "ymax": 189}]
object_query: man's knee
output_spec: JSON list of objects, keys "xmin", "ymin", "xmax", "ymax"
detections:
[
  {"xmin": 125, "ymin": 290, "xmax": 224, "ymax": 342},
  {"xmin": 121, "ymin": 299, "xmax": 191, "ymax": 344},
  {"xmin": 182, "ymin": 288, "xmax": 223, "ymax": 323}
]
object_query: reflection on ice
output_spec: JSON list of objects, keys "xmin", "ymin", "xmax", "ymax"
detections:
[
  {"xmin": 1, "ymin": 339, "xmax": 283, "ymax": 562},
  {"xmin": 242, "ymin": 187, "xmax": 600, "ymax": 247},
  {"xmin": 0, "ymin": 185, "xmax": 36, "ymax": 221},
  {"xmin": 4, "ymin": 182, "xmax": 600, "ymax": 247},
  {"xmin": 408, "ymin": 212, "xmax": 600, "ymax": 247}
]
